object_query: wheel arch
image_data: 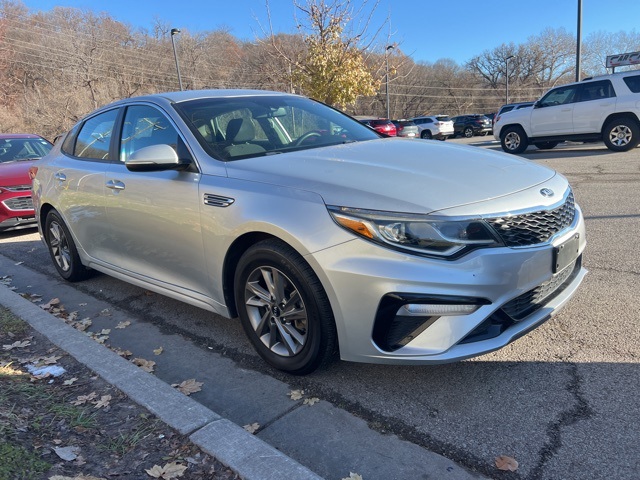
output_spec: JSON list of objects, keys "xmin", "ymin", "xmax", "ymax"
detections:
[
  {"xmin": 601, "ymin": 112, "xmax": 640, "ymax": 133},
  {"xmin": 499, "ymin": 122, "xmax": 528, "ymax": 139}
]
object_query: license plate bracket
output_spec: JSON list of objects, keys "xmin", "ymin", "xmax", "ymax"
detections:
[{"xmin": 553, "ymin": 233, "xmax": 580, "ymax": 274}]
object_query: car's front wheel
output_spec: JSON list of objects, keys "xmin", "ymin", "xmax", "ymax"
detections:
[
  {"xmin": 464, "ymin": 127, "xmax": 474, "ymax": 138},
  {"xmin": 44, "ymin": 211, "xmax": 92, "ymax": 282},
  {"xmin": 234, "ymin": 239, "xmax": 337, "ymax": 375},
  {"xmin": 501, "ymin": 126, "xmax": 529, "ymax": 154},
  {"xmin": 603, "ymin": 117, "xmax": 640, "ymax": 152}
]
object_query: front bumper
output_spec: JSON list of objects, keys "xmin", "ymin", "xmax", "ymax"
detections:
[
  {"xmin": 307, "ymin": 211, "xmax": 586, "ymax": 364},
  {"xmin": 0, "ymin": 194, "xmax": 36, "ymax": 231}
]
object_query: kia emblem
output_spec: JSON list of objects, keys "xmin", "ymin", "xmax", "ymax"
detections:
[{"xmin": 540, "ymin": 188, "xmax": 554, "ymax": 197}]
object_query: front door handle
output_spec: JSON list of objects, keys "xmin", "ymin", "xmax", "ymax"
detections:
[
  {"xmin": 54, "ymin": 172, "xmax": 66, "ymax": 182},
  {"xmin": 106, "ymin": 180, "xmax": 125, "ymax": 191}
]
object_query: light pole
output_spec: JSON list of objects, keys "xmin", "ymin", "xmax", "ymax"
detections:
[
  {"xmin": 576, "ymin": 0, "xmax": 582, "ymax": 81},
  {"xmin": 170, "ymin": 28, "xmax": 183, "ymax": 91},
  {"xmin": 505, "ymin": 55, "xmax": 515, "ymax": 105},
  {"xmin": 385, "ymin": 45, "xmax": 394, "ymax": 119}
]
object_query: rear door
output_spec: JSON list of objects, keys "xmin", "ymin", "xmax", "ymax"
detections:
[{"xmin": 572, "ymin": 80, "xmax": 616, "ymax": 133}]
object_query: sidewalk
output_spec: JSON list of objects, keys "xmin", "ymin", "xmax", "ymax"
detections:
[{"xmin": 0, "ymin": 256, "xmax": 487, "ymax": 480}]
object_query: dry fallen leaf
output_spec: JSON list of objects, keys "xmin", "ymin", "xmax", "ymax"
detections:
[
  {"xmin": 342, "ymin": 473, "xmax": 363, "ymax": 480},
  {"xmin": 303, "ymin": 397, "xmax": 320, "ymax": 406},
  {"xmin": 132, "ymin": 358, "xmax": 156, "ymax": 373},
  {"xmin": 243, "ymin": 422, "xmax": 260, "ymax": 434},
  {"xmin": 53, "ymin": 445, "xmax": 80, "ymax": 461},
  {"xmin": 288, "ymin": 389, "xmax": 304, "ymax": 401},
  {"xmin": 115, "ymin": 321, "xmax": 131, "ymax": 329},
  {"xmin": 99, "ymin": 308, "xmax": 111, "ymax": 316},
  {"xmin": 41, "ymin": 297, "xmax": 61, "ymax": 310},
  {"xmin": 63, "ymin": 377, "xmax": 78, "ymax": 386},
  {"xmin": 3, "ymin": 340, "xmax": 31, "ymax": 350},
  {"xmin": 145, "ymin": 461, "xmax": 188, "ymax": 479},
  {"xmin": 40, "ymin": 355, "xmax": 62, "ymax": 365},
  {"xmin": 74, "ymin": 319, "xmax": 92, "ymax": 331},
  {"xmin": 153, "ymin": 347, "xmax": 163, "ymax": 355},
  {"xmin": 49, "ymin": 475, "xmax": 106, "ymax": 480},
  {"xmin": 495, "ymin": 455, "xmax": 519, "ymax": 471},
  {"xmin": 92, "ymin": 395, "xmax": 112, "ymax": 409},
  {"xmin": 72, "ymin": 392, "xmax": 97, "ymax": 406},
  {"xmin": 112, "ymin": 347, "xmax": 133, "ymax": 358},
  {"xmin": 171, "ymin": 379, "xmax": 203, "ymax": 396}
]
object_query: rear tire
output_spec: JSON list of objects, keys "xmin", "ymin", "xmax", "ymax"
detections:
[
  {"xmin": 234, "ymin": 239, "xmax": 337, "ymax": 375},
  {"xmin": 500, "ymin": 126, "xmax": 529, "ymax": 154},
  {"xmin": 464, "ymin": 127, "xmax": 474, "ymax": 138},
  {"xmin": 44, "ymin": 211, "xmax": 92, "ymax": 282},
  {"xmin": 603, "ymin": 117, "xmax": 640, "ymax": 152},
  {"xmin": 421, "ymin": 130, "xmax": 432, "ymax": 139}
]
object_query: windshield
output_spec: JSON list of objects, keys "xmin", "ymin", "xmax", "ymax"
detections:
[
  {"xmin": 174, "ymin": 95, "xmax": 379, "ymax": 161},
  {"xmin": 0, "ymin": 137, "xmax": 52, "ymax": 163}
]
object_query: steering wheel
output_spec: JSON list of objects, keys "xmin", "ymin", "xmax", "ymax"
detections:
[{"xmin": 294, "ymin": 131, "xmax": 322, "ymax": 146}]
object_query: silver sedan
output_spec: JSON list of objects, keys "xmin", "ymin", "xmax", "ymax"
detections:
[{"xmin": 32, "ymin": 90, "xmax": 586, "ymax": 374}]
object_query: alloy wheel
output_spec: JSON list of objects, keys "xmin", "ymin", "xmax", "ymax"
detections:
[
  {"xmin": 609, "ymin": 125, "xmax": 632, "ymax": 147},
  {"xmin": 48, "ymin": 220, "xmax": 72, "ymax": 272},
  {"xmin": 244, "ymin": 266, "xmax": 308, "ymax": 357},
  {"xmin": 504, "ymin": 131, "xmax": 521, "ymax": 150}
]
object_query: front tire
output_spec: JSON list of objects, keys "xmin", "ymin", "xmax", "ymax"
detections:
[
  {"xmin": 603, "ymin": 117, "xmax": 640, "ymax": 152},
  {"xmin": 534, "ymin": 141, "xmax": 559, "ymax": 150},
  {"xmin": 234, "ymin": 239, "xmax": 337, "ymax": 375},
  {"xmin": 501, "ymin": 126, "xmax": 529, "ymax": 154},
  {"xmin": 44, "ymin": 211, "xmax": 92, "ymax": 282}
]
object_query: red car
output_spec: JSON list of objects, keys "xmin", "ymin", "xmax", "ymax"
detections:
[
  {"xmin": 0, "ymin": 133, "xmax": 53, "ymax": 232},
  {"xmin": 357, "ymin": 118, "xmax": 397, "ymax": 136}
]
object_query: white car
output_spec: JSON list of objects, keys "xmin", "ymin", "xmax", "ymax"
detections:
[
  {"xmin": 32, "ymin": 90, "xmax": 586, "ymax": 374},
  {"xmin": 410, "ymin": 115, "xmax": 454, "ymax": 140},
  {"xmin": 494, "ymin": 71, "xmax": 640, "ymax": 153}
]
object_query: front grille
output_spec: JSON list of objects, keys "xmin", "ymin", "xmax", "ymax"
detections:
[
  {"xmin": 3, "ymin": 184, "xmax": 31, "ymax": 192},
  {"xmin": 487, "ymin": 191, "xmax": 575, "ymax": 247},
  {"xmin": 502, "ymin": 255, "xmax": 581, "ymax": 321},
  {"xmin": 3, "ymin": 196, "xmax": 33, "ymax": 211},
  {"xmin": 459, "ymin": 255, "xmax": 582, "ymax": 344}
]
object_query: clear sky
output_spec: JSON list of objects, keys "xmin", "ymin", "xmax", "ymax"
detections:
[{"xmin": 19, "ymin": 0, "xmax": 640, "ymax": 65}]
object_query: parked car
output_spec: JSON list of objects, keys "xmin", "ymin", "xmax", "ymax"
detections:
[
  {"xmin": 493, "ymin": 102, "xmax": 535, "ymax": 127},
  {"xmin": 409, "ymin": 115, "xmax": 454, "ymax": 140},
  {"xmin": 494, "ymin": 70, "xmax": 640, "ymax": 153},
  {"xmin": 450, "ymin": 114, "xmax": 493, "ymax": 138},
  {"xmin": 0, "ymin": 133, "xmax": 52, "ymax": 232},
  {"xmin": 32, "ymin": 89, "xmax": 586, "ymax": 374},
  {"xmin": 356, "ymin": 117, "xmax": 397, "ymax": 136},
  {"xmin": 391, "ymin": 120, "xmax": 419, "ymax": 138}
]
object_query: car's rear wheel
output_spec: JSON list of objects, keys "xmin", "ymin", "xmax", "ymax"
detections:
[
  {"xmin": 501, "ymin": 126, "xmax": 529, "ymax": 154},
  {"xmin": 464, "ymin": 127, "xmax": 474, "ymax": 138},
  {"xmin": 44, "ymin": 211, "xmax": 92, "ymax": 282},
  {"xmin": 603, "ymin": 117, "xmax": 640, "ymax": 152},
  {"xmin": 421, "ymin": 130, "xmax": 432, "ymax": 139},
  {"xmin": 534, "ymin": 141, "xmax": 559, "ymax": 150},
  {"xmin": 234, "ymin": 239, "xmax": 337, "ymax": 375}
]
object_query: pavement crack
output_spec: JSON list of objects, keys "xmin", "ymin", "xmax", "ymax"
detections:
[{"xmin": 527, "ymin": 363, "xmax": 594, "ymax": 480}]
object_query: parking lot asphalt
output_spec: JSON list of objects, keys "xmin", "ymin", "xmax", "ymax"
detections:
[{"xmin": 1, "ymin": 136, "xmax": 639, "ymax": 480}]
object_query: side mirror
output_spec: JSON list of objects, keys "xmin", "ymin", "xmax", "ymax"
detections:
[{"xmin": 125, "ymin": 144, "xmax": 191, "ymax": 172}]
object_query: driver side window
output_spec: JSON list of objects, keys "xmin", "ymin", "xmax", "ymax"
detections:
[
  {"xmin": 539, "ymin": 86, "xmax": 578, "ymax": 108},
  {"xmin": 120, "ymin": 105, "xmax": 181, "ymax": 162}
]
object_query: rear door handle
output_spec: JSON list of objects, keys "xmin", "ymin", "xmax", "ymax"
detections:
[
  {"xmin": 54, "ymin": 172, "xmax": 66, "ymax": 182},
  {"xmin": 106, "ymin": 180, "xmax": 125, "ymax": 191}
]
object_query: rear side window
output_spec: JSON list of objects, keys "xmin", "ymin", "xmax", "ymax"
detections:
[
  {"xmin": 435, "ymin": 116, "xmax": 450, "ymax": 121},
  {"xmin": 623, "ymin": 75, "xmax": 640, "ymax": 93},
  {"xmin": 578, "ymin": 80, "xmax": 615, "ymax": 102},
  {"xmin": 500, "ymin": 106, "xmax": 515, "ymax": 114},
  {"xmin": 74, "ymin": 109, "xmax": 119, "ymax": 160}
]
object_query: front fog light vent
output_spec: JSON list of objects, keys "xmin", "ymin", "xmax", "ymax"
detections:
[{"xmin": 399, "ymin": 303, "xmax": 480, "ymax": 316}]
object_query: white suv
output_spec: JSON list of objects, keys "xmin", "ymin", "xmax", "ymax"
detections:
[
  {"xmin": 410, "ymin": 115, "xmax": 454, "ymax": 140},
  {"xmin": 494, "ymin": 71, "xmax": 640, "ymax": 153}
]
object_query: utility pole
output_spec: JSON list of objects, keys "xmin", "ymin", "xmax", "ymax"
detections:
[
  {"xmin": 385, "ymin": 45, "xmax": 394, "ymax": 119},
  {"xmin": 170, "ymin": 28, "xmax": 183, "ymax": 91}
]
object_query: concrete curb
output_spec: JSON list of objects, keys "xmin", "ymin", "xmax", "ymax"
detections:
[{"xmin": 0, "ymin": 284, "xmax": 323, "ymax": 480}]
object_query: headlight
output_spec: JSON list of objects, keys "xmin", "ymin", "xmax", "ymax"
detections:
[{"xmin": 328, "ymin": 206, "xmax": 502, "ymax": 258}]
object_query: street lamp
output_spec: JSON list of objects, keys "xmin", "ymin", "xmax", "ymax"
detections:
[
  {"xmin": 505, "ymin": 55, "xmax": 515, "ymax": 105},
  {"xmin": 170, "ymin": 28, "xmax": 183, "ymax": 91},
  {"xmin": 385, "ymin": 45, "xmax": 394, "ymax": 119}
]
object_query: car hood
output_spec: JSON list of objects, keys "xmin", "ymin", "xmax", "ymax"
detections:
[
  {"xmin": 0, "ymin": 160, "xmax": 36, "ymax": 185},
  {"xmin": 225, "ymin": 138, "xmax": 556, "ymax": 214}
]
